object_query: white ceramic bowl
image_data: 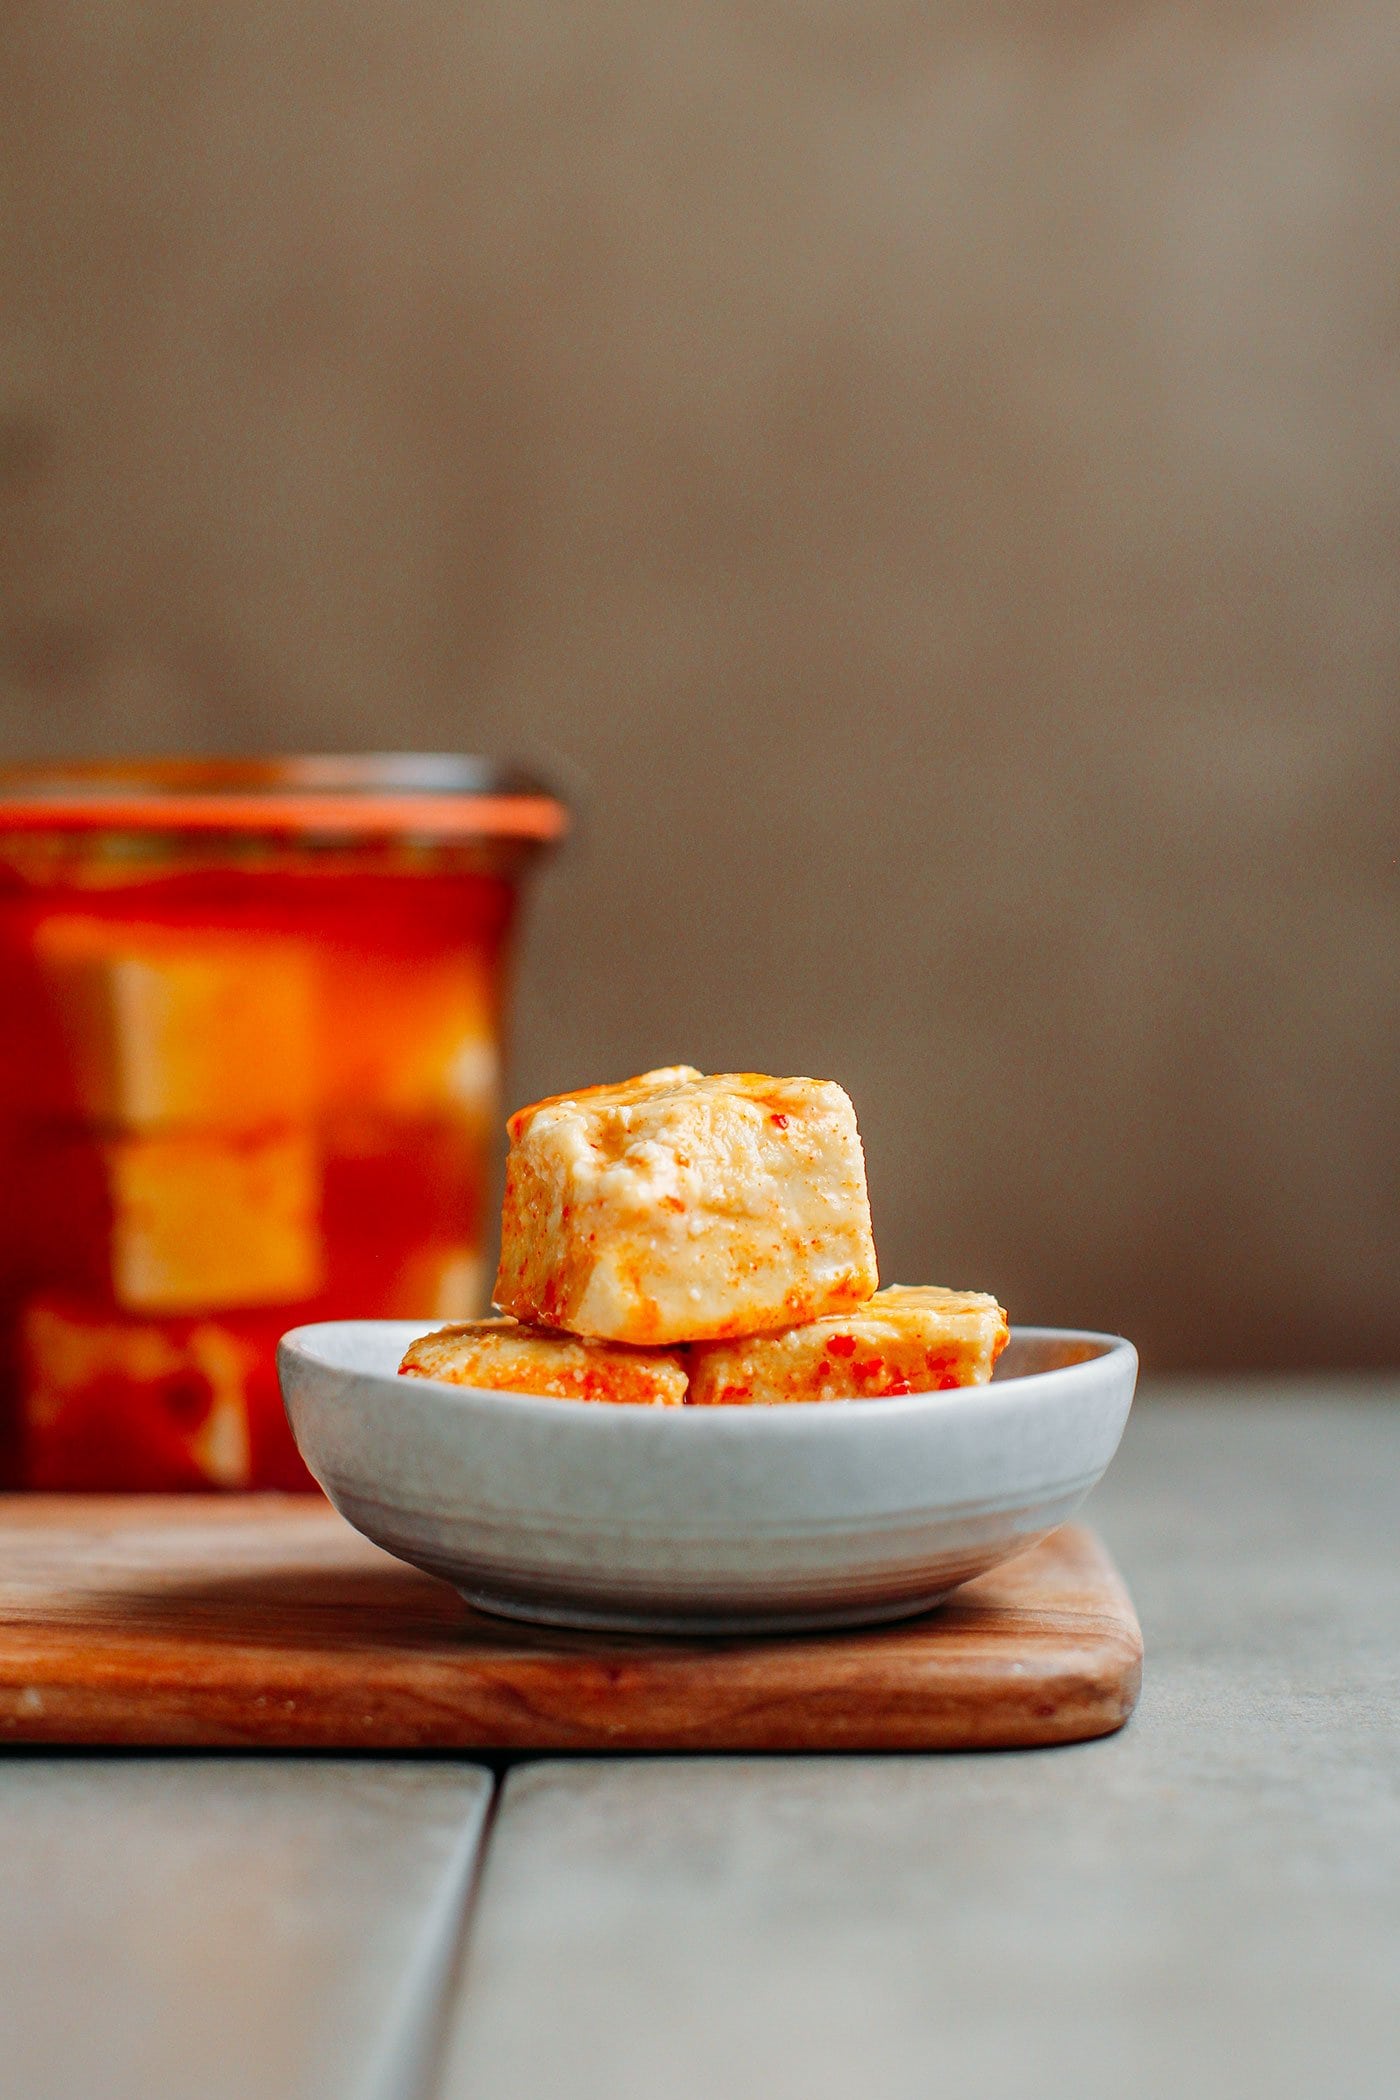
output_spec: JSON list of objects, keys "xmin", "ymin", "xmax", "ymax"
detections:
[{"xmin": 278, "ymin": 1323, "xmax": 1136, "ymax": 1633}]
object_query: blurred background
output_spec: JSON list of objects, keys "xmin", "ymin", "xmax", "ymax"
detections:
[{"xmin": 1, "ymin": 2, "xmax": 1395, "ymax": 1372}]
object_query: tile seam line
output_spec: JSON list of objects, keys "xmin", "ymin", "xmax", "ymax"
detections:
[
  {"xmin": 394, "ymin": 1767, "xmax": 508, "ymax": 2100},
  {"xmin": 363, "ymin": 1768, "xmax": 505, "ymax": 2100}
]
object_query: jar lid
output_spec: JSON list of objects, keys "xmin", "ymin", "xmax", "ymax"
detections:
[{"xmin": 0, "ymin": 755, "xmax": 568, "ymax": 843}]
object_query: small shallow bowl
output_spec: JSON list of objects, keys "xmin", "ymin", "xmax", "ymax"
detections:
[{"xmin": 278, "ymin": 1322, "xmax": 1137, "ymax": 1634}]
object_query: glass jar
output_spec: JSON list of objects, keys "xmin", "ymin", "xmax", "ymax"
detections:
[{"xmin": 0, "ymin": 756, "xmax": 565, "ymax": 1489}]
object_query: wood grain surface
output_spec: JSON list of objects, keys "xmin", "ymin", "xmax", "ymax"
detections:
[{"xmin": 0, "ymin": 1497, "xmax": 1141, "ymax": 1751}]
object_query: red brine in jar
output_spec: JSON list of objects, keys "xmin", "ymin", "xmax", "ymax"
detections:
[{"xmin": 0, "ymin": 758, "xmax": 564, "ymax": 1489}]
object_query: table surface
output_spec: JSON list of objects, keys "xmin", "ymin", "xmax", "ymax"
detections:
[{"xmin": 3, "ymin": 1382, "xmax": 1397, "ymax": 2100}]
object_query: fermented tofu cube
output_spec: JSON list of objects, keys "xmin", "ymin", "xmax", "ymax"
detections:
[
  {"xmin": 318, "ymin": 951, "xmax": 499, "ymax": 1121},
  {"xmin": 21, "ymin": 1293, "xmax": 256, "ymax": 1487},
  {"xmin": 35, "ymin": 917, "xmax": 316, "ymax": 1130},
  {"xmin": 494, "ymin": 1068, "xmax": 878, "ymax": 1344},
  {"xmin": 399, "ymin": 1316, "xmax": 688, "ymax": 1405},
  {"xmin": 103, "ymin": 1129, "xmax": 324, "ymax": 1313},
  {"xmin": 687, "ymin": 1284, "xmax": 1009, "ymax": 1405}
]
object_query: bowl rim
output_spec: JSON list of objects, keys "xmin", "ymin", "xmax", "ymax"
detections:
[{"xmin": 279, "ymin": 1319, "xmax": 1138, "ymax": 1436}]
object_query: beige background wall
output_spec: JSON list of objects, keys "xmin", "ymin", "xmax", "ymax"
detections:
[{"xmin": 1, "ymin": 3, "xmax": 1396, "ymax": 1368}]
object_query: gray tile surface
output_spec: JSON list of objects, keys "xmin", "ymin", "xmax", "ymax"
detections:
[
  {"xmin": 1, "ymin": 1758, "xmax": 492, "ymax": 2100},
  {"xmin": 439, "ymin": 1388, "xmax": 1400, "ymax": 2100}
]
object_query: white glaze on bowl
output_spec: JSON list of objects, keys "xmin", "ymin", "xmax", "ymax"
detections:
[{"xmin": 278, "ymin": 1322, "xmax": 1137, "ymax": 1633}]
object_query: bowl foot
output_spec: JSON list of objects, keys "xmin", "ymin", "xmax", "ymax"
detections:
[{"xmin": 456, "ymin": 1584, "xmax": 958, "ymax": 1637}]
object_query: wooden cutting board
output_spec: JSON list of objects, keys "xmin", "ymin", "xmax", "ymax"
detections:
[{"xmin": 0, "ymin": 1496, "xmax": 1141, "ymax": 1752}]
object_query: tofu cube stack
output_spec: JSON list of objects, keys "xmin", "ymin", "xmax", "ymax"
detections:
[{"xmin": 399, "ymin": 1067, "xmax": 1007, "ymax": 1405}]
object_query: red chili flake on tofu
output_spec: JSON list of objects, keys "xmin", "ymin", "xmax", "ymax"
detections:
[
  {"xmin": 827, "ymin": 1334, "xmax": 857, "ymax": 1358},
  {"xmin": 770, "ymin": 1112, "xmax": 788, "ymax": 1128}
]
